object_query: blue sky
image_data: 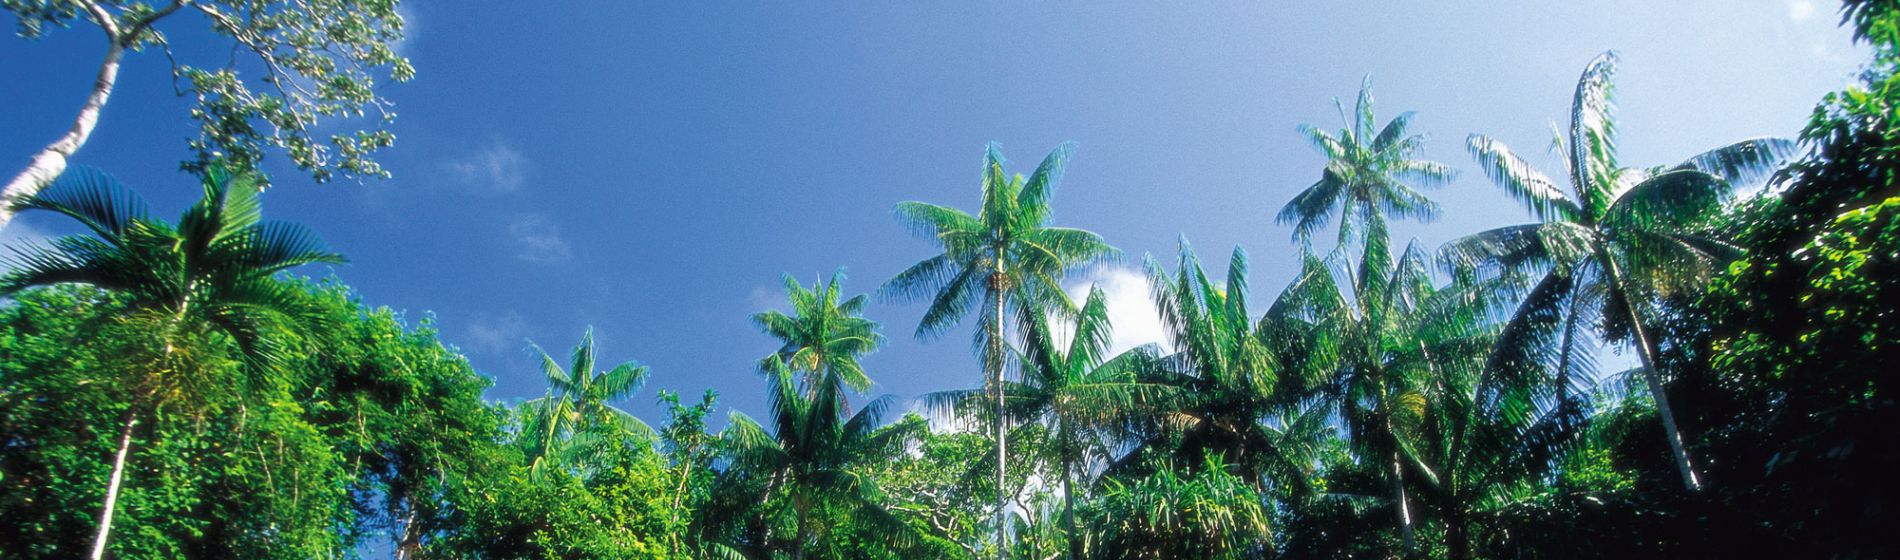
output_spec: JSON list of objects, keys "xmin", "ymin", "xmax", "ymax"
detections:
[{"xmin": 0, "ymin": 1, "xmax": 1865, "ymax": 424}]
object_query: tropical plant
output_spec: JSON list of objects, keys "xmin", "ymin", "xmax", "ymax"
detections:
[
  {"xmin": 1274, "ymin": 219, "xmax": 1468, "ymax": 556},
  {"xmin": 0, "ymin": 164, "xmax": 343, "ymax": 560},
  {"xmin": 519, "ymin": 328, "xmax": 655, "ymax": 474},
  {"xmin": 722, "ymin": 359, "xmax": 920, "ymax": 559},
  {"xmin": 881, "ymin": 141, "xmax": 1117, "ymax": 557},
  {"xmin": 1442, "ymin": 50, "xmax": 1795, "ymax": 491},
  {"xmin": 1279, "ymin": 76, "xmax": 1455, "ymax": 246},
  {"xmin": 1135, "ymin": 241, "xmax": 1306, "ymax": 486},
  {"xmin": 1082, "ymin": 453, "xmax": 1272, "ymax": 560},
  {"xmin": 928, "ymin": 285, "xmax": 1175, "ymax": 560},
  {"xmin": 753, "ymin": 270, "xmax": 885, "ymax": 396}
]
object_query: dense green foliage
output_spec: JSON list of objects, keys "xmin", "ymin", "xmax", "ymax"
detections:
[{"xmin": 4, "ymin": 2, "xmax": 1899, "ymax": 559}]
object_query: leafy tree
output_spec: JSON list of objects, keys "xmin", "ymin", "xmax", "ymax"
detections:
[
  {"xmin": 1442, "ymin": 50, "xmax": 1794, "ymax": 491},
  {"xmin": 929, "ymin": 286, "xmax": 1175, "ymax": 560},
  {"xmin": 722, "ymin": 359, "xmax": 920, "ymax": 559},
  {"xmin": 518, "ymin": 328, "xmax": 655, "ymax": 475},
  {"xmin": 1136, "ymin": 241, "xmax": 1310, "ymax": 490},
  {"xmin": 1280, "ymin": 219, "xmax": 1487, "ymax": 557},
  {"xmin": 1279, "ymin": 77, "xmax": 1454, "ymax": 246},
  {"xmin": 753, "ymin": 270, "xmax": 885, "ymax": 396},
  {"xmin": 1, "ymin": 0, "xmax": 415, "ymax": 231},
  {"xmin": 881, "ymin": 141, "xmax": 1116, "ymax": 557},
  {"xmin": 0, "ymin": 165, "xmax": 341, "ymax": 559}
]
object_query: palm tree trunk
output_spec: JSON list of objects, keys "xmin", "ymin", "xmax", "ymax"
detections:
[
  {"xmin": 1625, "ymin": 303, "xmax": 1702, "ymax": 491},
  {"xmin": 1062, "ymin": 453, "xmax": 1080, "ymax": 560},
  {"xmin": 1605, "ymin": 260, "xmax": 1703, "ymax": 491},
  {"xmin": 990, "ymin": 281, "xmax": 1009, "ymax": 560},
  {"xmin": 1391, "ymin": 449, "xmax": 1415, "ymax": 558},
  {"xmin": 1, "ymin": 36, "xmax": 124, "ymax": 233},
  {"xmin": 88, "ymin": 408, "xmax": 138, "ymax": 560}
]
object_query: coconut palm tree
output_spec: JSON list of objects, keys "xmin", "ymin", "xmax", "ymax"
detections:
[
  {"xmin": 1442, "ymin": 51, "xmax": 1796, "ymax": 491},
  {"xmin": 519, "ymin": 328, "xmax": 654, "ymax": 474},
  {"xmin": 723, "ymin": 359, "xmax": 919, "ymax": 559},
  {"xmin": 752, "ymin": 270, "xmax": 884, "ymax": 397},
  {"xmin": 882, "ymin": 142, "xmax": 1117, "ymax": 557},
  {"xmin": 0, "ymin": 164, "xmax": 343, "ymax": 560},
  {"xmin": 1279, "ymin": 76, "xmax": 1455, "ymax": 246},
  {"xmin": 927, "ymin": 286, "xmax": 1176, "ymax": 560},
  {"xmin": 1280, "ymin": 215, "xmax": 1499, "ymax": 557}
]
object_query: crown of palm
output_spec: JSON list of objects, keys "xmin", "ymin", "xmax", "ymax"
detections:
[{"xmin": 0, "ymin": 165, "xmax": 343, "ymax": 370}]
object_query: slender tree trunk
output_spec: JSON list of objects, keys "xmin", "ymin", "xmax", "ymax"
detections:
[
  {"xmin": 394, "ymin": 499, "xmax": 423, "ymax": 560},
  {"xmin": 990, "ymin": 281, "xmax": 1009, "ymax": 560},
  {"xmin": 1605, "ymin": 260, "xmax": 1703, "ymax": 491},
  {"xmin": 1626, "ymin": 304, "xmax": 1702, "ymax": 491},
  {"xmin": 1062, "ymin": 450, "xmax": 1080, "ymax": 560},
  {"xmin": 89, "ymin": 409, "xmax": 138, "ymax": 560},
  {"xmin": 2, "ymin": 39, "xmax": 125, "ymax": 232},
  {"xmin": 1391, "ymin": 449, "xmax": 1415, "ymax": 558}
]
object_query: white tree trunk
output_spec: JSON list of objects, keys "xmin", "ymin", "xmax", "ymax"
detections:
[
  {"xmin": 1626, "ymin": 302, "xmax": 1704, "ymax": 491},
  {"xmin": 1, "ymin": 40, "xmax": 125, "ymax": 232},
  {"xmin": 89, "ymin": 411, "xmax": 138, "ymax": 560},
  {"xmin": 991, "ymin": 283, "xmax": 1009, "ymax": 560}
]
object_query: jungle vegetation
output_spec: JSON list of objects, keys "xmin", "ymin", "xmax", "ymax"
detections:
[{"xmin": 2, "ymin": 1, "xmax": 1897, "ymax": 558}]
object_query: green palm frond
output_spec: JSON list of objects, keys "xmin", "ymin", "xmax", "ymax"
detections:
[{"xmin": 1673, "ymin": 136, "xmax": 1798, "ymax": 188}]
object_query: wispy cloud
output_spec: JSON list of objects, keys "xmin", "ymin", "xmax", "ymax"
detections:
[
  {"xmin": 444, "ymin": 138, "xmax": 529, "ymax": 193},
  {"xmin": 1062, "ymin": 265, "xmax": 1169, "ymax": 356},
  {"xmin": 508, "ymin": 213, "xmax": 572, "ymax": 263},
  {"xmin": 464, "ymin": 310, "xmax": 528, "ymax": 355}
]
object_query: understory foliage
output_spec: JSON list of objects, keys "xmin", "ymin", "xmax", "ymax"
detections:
[{"xmin": 2, "ymin": 2, "xmax": 1899, "ymax": 559}]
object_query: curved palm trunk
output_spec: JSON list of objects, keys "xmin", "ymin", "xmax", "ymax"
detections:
[
  {"xmin": 88, "ymin": 409, "xmax": 138, "ymax": 560},
  {"xmin": 1604, "ymin": 260, "xmax": 1703, "ymax": 491},
  {"xmin": 989, "ymin": 281, "xmax": 1009, "ymax": 560},
  {"xmin": 2, "ymin": 40, "xmax": 125, "ymax": 232}
]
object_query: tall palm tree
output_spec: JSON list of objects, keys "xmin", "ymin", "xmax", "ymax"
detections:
[
  {"xmin": 752, "ymin": 270, "xmax": 884, "ymax": 396},
  {"xmin": 1280, "ymin": 216, "xmax": 1496, "ymax": 557},
  {"xmin": 928, "ymin": 286, "xmax": 1175, "ymax": 560},
  {"xmin": 1279, "ymin": 76, "xmax": 1455, "ymax": 246},
  {"xmin": 519, "ymin": 328, "xmax": 654, "ymax": 474},
  {"xmin": 1442, "ymin": 51, "xmax": 1796, "ymax": 491},
  {"xmin": 1138, "ymin": 241, "xmax": 1296, "ymax": 479},
  {"xmin": 0, "ymin": 165, "xmax": 343, "ymax": 560},
  {"xmin": 724, "ymin": 359, "xmax": 919, "ymax": 559},
  {"xmin": 882, "ymin": 141, "xmax": 1117, "ymax": 557}
]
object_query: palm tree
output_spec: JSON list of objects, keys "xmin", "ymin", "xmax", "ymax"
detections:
[
  {"xmin": 929, "ymin": 286, "xmax": 1175, "ymax": 560},
  {"xmin": 519, "ymin": 328, "xmax": 654, "ymax": 474},
  {"xmin": 1279, "ymin": 76, "xmax": 1455, "ymax": 246},
  {"xmin": 1137, "ymin": 242, "xmax": 1287, "ymax": 471},
  {"xmin": 1442, "ymin": 51, "xmax": 1796, "ymax": 491},
  {"xmin": 0, "ymin": 165, "xmax": 343, "ymax": 560},
  {"xmin": 1280, "ymin": 216, "xmax": 1498, "ymax": 557},
  {"xmin": 882, "ymin": 141, "xmax": 1117, "ymax": 557},
  {"xmin": 752, "ymin": 270, "xmax": 884, "ymax": 396},
  {"xmin": 723, "ymin": 359, "xmax": 919, "ymax": 559}
]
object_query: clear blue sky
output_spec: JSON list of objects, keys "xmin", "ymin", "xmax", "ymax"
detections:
[{"xmin": 0, "ymin": 1, "xmax": 1865, "ymax": 424}]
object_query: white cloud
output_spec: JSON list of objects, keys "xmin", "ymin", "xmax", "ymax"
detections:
[
  {"xmin": 464, "ymin": 311, "xmax": 528, "ymax": 354},
  {"xmin": 1061, "ymin": 265, "xmax": 1170, "ymax": 356},
  {"xmin": 508, "ymin": 213, "xmax": 572, "ymax": 263},
  {"xmin": 1788, "ymin": 0, "xmax": 1816, "ymax": 22},
  {"xmin": 444, "ymin": 138, "xmax": 529, "ymax": 193}
]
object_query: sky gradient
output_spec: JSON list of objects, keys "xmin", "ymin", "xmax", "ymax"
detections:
[{"xmin": 0, "ymin": 1, "xmax": 1866, "ymax": 425}]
